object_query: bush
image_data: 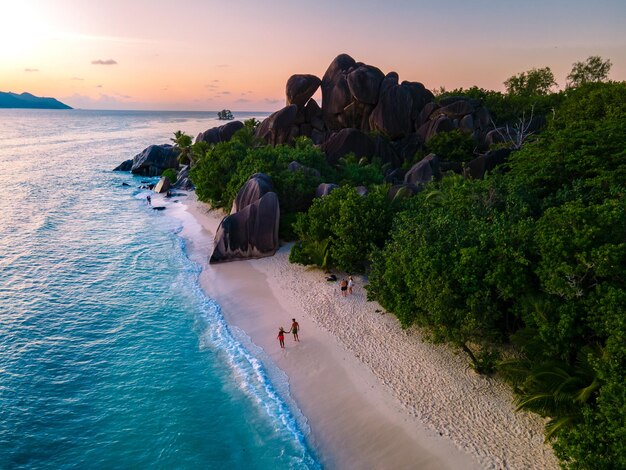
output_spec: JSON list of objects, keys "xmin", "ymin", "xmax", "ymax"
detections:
[
  {"xmin": 162, "ymin": 168, "xmax": 177, "ymax": 184},
  {"xmin": 425, "ymin": 129, "xmax": 475, "ymax": 162},
  {"xmin": 366, "ymin": 82, "xmax": 626, "ymax": 464},
  {"xmin": 291, "ymin": 185, "xmax": 394, "ymax": 273}
]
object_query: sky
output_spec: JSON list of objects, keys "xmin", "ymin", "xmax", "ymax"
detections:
[{"xmin": 1, "ymin": 0, "xmax": 625, "ymax": 111}]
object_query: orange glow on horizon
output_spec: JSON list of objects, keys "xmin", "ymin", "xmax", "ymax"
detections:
[{"xmin": 1, "ymin": 0, "xmax": 625, "ymax": 111}]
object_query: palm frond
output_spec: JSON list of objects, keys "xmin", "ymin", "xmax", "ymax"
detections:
[{"xmin": 545, "ymin": 415, "xmax": 576, "ymax": 441}]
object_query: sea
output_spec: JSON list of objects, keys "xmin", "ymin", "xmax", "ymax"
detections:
[{"xmin": 0, "ymin": 109, "xmax": 320, "ymax": 469}]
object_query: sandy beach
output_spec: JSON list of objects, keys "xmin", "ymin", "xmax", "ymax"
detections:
[{"xmin": 166, "ymin": 191, "xmax": 558, "ymax": 470}]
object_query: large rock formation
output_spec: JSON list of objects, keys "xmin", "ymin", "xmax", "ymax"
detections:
[
  {"xmin": 131, "ymin": 144, "xmax": 179, "ymax": 176},
  {"xmin": 196, "ymin": 120, "xmax": 244, "ymax": 145},
  {"xmin": 286, "ymin": 74, "xmax": 321, "ymax": 107},
  {"xmin": 231, "ymin": 173, "xmax": 274, "ymax": 214},
  {"xmin": 255, "ymin": 105, "xmax": 298, "ymax": 145},
  {"xmin": 347, "ymin": 65, "xmax": 384, "ymax": 105},
  {"xmin": 210, "ymin": 174, "xmax": 280, "ymax": 263},
  {"xmin": 321, "ymin": 54, "xmax": 356, "ymax": 130},
  {"xmin": 369, "ymin": 74, "xmax": 414, "ymax": 139},
  {"xmin": 321, "ymin": 128, "xmax": 375, "ymax": 165},
  {"xmin": 319, "ymin": 54, "xmax": 434, "ymax": 139}
]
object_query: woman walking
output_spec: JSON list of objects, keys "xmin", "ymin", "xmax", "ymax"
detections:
[{"xmin": 277, "ymin": 327, "xmax": 286, "ymax": 349}]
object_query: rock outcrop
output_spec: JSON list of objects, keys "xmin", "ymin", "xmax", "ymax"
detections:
[
  {"xmin": 173, "ymin": 165, "xmax": 193, "ymax": 190},
  {"xmin": 231, "ymin": 173, "xmax": 274, "ymax": 214},
  {"xmin": 404, "ymin": 153, "xmax": 441, "ymax": 185},
  {"xmin": 256, "ymin": 105, "xmax": 298, "ymax": 145},
  {"xmin": 286, "ymin": 74, "xmax": 321, "ymax": 107},
  {"xmin": 153, "ymin": 176, "xmax": 171, "ymax": 194},
  {"xmin": 113, "ymin": 159, "xmax": 132, "ymax": 171},
  {"xmin": 369, "ymin": 74, "xmax": 414, "ymax": 139},
  {"xmin": 210, "ymin": 174, "xmax": 280, "ymax": 263},
  {"xmin": 315, "ymin": 183, "xmax": 338, "ymax": 197},
  {"xmin": 464, "ymin": 149, "xmax": 511, "ymax": 180},
  {"xmin": 321, "ymin": 128, "xmax": 375, "ymax": 165},
  {"xmin": 288, "ymin": 161, "xmax": 321, "ymax": 178},
  {"xmin": 196, "ymin": 120, "xmax": 244, "ymax": 145},
  {"xmin": 131, "ymin": 144, "xmax": 179, "ymax": 177}
]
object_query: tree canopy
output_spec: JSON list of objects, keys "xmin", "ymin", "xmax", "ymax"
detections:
[
  {"xmin": 504, "ymin": 67, "xmax": 557, "ymax": 97},
  {"xmin": 566, "ymin": 56, "xmax": 612, "ymax": 88}
]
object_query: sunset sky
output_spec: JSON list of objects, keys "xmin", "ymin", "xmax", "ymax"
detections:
[{"xmin": 1, "ymin": 0, "xmax": 625, "ymax": 111}]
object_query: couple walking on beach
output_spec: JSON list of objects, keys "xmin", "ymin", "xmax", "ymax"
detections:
[{"xmin": 277, "ymin": 319, "xmax": 300, "ymax": 349}]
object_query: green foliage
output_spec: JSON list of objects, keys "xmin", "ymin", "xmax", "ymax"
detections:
[
  {"xmin": 161, "ymin": 168, "xmax": 177, "ymax": 184},
  {"xmin": 366, "ymin": 175, "xmax": 532, "ymax": 347},
  {"xmin": 190, "ymin": 128, "xmax": 252, "ymax": 207},
  {"xmin": 291, "ymin": 185, "xmax": 394, "ymax": 273},
  {"xmin": 190, "ymin": 130, "xmax": 332, "ymax": 213},
  {"xmin": 554, "ymin": 81, "xmax": 626, "ymax": 129},
  {"xmin": 336, "ymin": 154, "xmax": 384, "ymax": 186},
  {"xmin": 566, "ymin": 56, "xmax": 613, "ymax": 88},
  {"xmin": 279, "ymin": 211, "xmax": 300, "ymax": 241},
  {"xmin": 365, "ymin": 81, "xmax": 626, "ymax": 464},
  {"xmin": 438, "ymin": 86, "xmax": 563, "ymax": 127},
  {"xmin": 499, "ymin": 346, "xmax": 602, "ymax": 425},
  {"xmin": 504, "ymin": 67, "xmax": 558, "ymax": 97},
  {"xmin": 171, "ymin": 130, "xmax": 193, "ymax": 165},
  {"xmin": 243, "ymin": 117, "xmax": 260, "ymax": 132},
  {"xmin": 425, "ymin": 128, "xmax": 475, "ymax": 162}
]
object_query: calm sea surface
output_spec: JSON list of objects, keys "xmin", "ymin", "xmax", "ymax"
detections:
[{"xmin": 0, "ymin": 109, "xmax": 319, "ymax": 469}]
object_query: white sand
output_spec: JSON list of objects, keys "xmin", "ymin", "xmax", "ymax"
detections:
[{"xmin": 164, "ymin": 191, "xmax": 558, "ymax": 470}]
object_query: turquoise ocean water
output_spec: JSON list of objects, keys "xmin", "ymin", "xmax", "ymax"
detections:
[{"xmin": 0, "ymin": 109, "xmax": 320, "ymax": 469}]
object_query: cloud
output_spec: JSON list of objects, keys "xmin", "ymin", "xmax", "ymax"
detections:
[
  {"xmin": 216, "ymin": 64, "xmax": 229, "ymax": 68},
  {"xmin": 236, "ymin": 98, "xmax": 251, "ymax": 103},
  {"xmin": 95, "ymin": 85, "xmax": 103, "ymax": 88},
  {"xmin": 24, "ymin": 68, "xmax": 39, "ymax": 72},
  {"xmin": 91, "ymin": 59, "xmax": 117, "ymax": 65},
  {"xmin": 220, "ymin": 91, "xmax": 231, "ymax": 95},
  {"xmin": 264, "ymin": 98, "xmax": 281, "ymax": 104},
  {"xmin": 205, "ymin": 84, "xmax": 219, "ymax": 89},
  {"xmin": 71, "ymin": 77, "xmax": 84, "ymax": 81}
]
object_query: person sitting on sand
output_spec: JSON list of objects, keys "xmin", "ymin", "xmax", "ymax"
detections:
[
  {"xmin": 348, "ymin": 276, "xmax": 354, "ymax": 295},
  {"xmin": 289, "ymin": 318, "xmax": 300, "ymax": 342},
  {"xmin": 340, "ymin": 279, "xmax": 348, "ymax": 297},
  {"xmin": 277, "ymin": 327, "xmax": 286, "ymax": 349}
]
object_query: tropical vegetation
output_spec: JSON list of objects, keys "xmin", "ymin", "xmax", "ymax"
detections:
[{"xmin": 187, "ymin": 56, "xmax": 624, "ymax": 467}]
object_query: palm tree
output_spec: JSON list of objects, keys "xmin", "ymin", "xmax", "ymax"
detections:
[
  {"xmin": 499, "ymin": 345, "xmax": 603, "ymax": 441},
  {"xmin": 171, "ymin": 130, "xmax": 193, "ymax": 165}
]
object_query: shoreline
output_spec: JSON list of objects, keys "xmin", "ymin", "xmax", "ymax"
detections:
[{"xmin": 166, "ymin": 190, "xmax": 558, "ymax": 469}]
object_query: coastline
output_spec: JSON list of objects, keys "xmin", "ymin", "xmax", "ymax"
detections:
[{"xmin": 167, "ymin": 191, "xmax": 558, "ymax": 469}]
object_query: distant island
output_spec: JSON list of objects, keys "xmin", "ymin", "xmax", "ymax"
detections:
[
  {"xmin": 0, "ymin": 91, "xmax": 72, "ymax": 109},
  {"xmin": 217, "ymin": 109, "xmax": 234, "ymax": 120}
]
